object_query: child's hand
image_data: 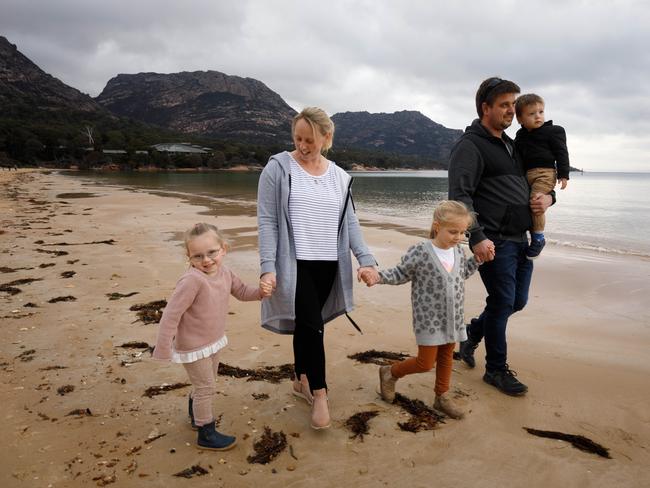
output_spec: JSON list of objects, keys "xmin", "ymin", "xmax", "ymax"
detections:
[
  {"xmin": 558, "ymin": 178, "xmax": 568, "ymax": 190},
  {"xmin": 259, "ymin": 280, "xmax": 274, "ymax": 298},
  {"xmin": 259, "ymin": 272, "xmax": 276, "ymax": 298},
  {"xmin": 358, "ymin": 267, "xmax": 380, "ymax": 287}
]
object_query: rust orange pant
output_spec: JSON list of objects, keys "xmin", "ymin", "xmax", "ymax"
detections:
[{"xmin": 390, "ymin": 343, "xmax": 455, "ymax": 396}]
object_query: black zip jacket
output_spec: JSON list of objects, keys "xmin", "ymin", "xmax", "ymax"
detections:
[
  {"xmin": 515, "ymin": 120, "xmax": 570, "ymax": 180},
  {"xmin": 448, "ymin": 119, "xmax": 532, "ymax": 247}
]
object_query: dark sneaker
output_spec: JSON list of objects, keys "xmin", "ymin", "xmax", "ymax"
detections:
[
  {"xmin": 526, "ymin": 236, "xmax": 546, "ymax": 260},
  {"xmin": 458, "ymin": 337, "xmax": 479, "ymax": 368},
  {"xmin": 483, "ymin": 367, "xmax": 528, "ymax": 396}
]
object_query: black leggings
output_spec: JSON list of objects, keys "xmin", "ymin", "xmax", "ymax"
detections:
[{"xmin": 293, "ymin": 260, "xmax": 338, "ymax": 392}]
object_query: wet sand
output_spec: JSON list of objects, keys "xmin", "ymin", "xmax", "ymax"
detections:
[{"xmin": 1, "ymin": 170, "xmax": 649, "ymax": 487}]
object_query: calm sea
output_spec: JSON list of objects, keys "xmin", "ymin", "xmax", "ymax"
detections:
[{"xmin": 67, "ymin": 170, "xmax": 650, "ymax": 257}]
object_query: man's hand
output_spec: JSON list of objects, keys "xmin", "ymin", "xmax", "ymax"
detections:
[
  {"xmin": 558, "ymin": 178, "xmax": 568, "ymax": 190},
  {"xmin": 472, "ymin": 239, "xmax": 495, "ymax": 263},
  {"xmin": 358, "ymin": 266, "xmax": 379, "ymax": 286},
  {"xmin": 530, "ymin": 192, "xmax": 553, "ymax": 216}
]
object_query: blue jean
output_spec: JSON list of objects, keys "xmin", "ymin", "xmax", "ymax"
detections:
[{"xmin": 468, "ymin": 240, "xmax": 533, "ymax": 372}]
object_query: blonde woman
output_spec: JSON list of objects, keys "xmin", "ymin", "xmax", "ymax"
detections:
[{"xmin": 257, "ymin": 107, "xmax": 377, "ymax": 429}]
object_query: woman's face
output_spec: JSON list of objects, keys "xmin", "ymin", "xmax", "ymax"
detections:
[{"xmin": 293, "ymin": 118, "xmax": 328, "ymax": 163}]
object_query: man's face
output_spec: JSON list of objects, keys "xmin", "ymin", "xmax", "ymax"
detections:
[{"xmin": 482, "ymin": 92, "xmax": 517, "ymax": 134}]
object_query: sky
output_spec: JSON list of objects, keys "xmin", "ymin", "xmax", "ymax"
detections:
[{"xmin": 2, "ymin": 0, "xmax": 650, "ymax": 172}]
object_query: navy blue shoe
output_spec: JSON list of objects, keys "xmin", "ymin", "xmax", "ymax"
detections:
[
  {"xmin": 526, "ymin": 236, "xmax": 546, "ymax": 260},
  {"xmin": 458, "ymin": 337, "xmax": 479, "ymax": 368},
  {"xmin": 197, "ymin": 422, "xmax": 237, "ymax": 451}
]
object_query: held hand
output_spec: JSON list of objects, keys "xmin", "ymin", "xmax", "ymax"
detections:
[
  {"xmin": 260, "ymin": 272, "xmax": 276, "ymax": 297},
  {"xmin": 357, "ymin": 266, "xmax": 379, "ymax": 287},
  {"xmin": 259, "ymin": 280, "xmax": 274, "ymax": 298},
  {"xmin": 558, "ymin": 178, "xmax": 568, "ymax": 190},
  {"xmin": 472, "ymin": 239, "xmax": 495, "ymax": 263},
  {"xmin": 530, "ymin": 192, "xmax": 553, "ymax": 216}
]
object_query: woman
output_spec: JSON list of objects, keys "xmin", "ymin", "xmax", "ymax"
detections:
[{"xmin": 257, "ymin": 107, "xmax": 377, "ymax": 429}]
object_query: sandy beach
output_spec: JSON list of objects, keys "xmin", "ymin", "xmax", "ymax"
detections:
[{"xmin": 1, "ymin": 170, "xmax": 649, "ymax": 487}]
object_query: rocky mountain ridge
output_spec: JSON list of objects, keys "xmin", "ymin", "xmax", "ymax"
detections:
[
  {"xmin": 96, "ymin": 71, "xmax": 296, "ymax": 144},
  {"xmin": 0, "ymin": 35, "xmax": 107, "ymax": 119}
]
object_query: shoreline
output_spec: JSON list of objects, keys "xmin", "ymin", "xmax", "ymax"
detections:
[{"xmin": 1, "ymin": 170, "xmax": 649, "ymax": 487}]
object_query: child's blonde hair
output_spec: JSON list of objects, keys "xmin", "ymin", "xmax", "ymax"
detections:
[
  {"xmin": 183, "ymin": 223, "xmax": 228, "ymax": 253},
  {"xmin": 429, "ymin": 200, "xmax": 475, "ymax": 239}
]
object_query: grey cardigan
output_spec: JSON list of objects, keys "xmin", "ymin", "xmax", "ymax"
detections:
[
  {"xmin": 257, "ymin": 151, "xmax": 376, "ymax": 334},
  {"xmin": 379, "ymin": 241, "xmax": 479, "ymax": 346}
]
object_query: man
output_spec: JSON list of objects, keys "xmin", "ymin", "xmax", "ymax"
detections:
[{"xmin": 448, "ymin": 77, "xmax": 553, "ymax": 396}]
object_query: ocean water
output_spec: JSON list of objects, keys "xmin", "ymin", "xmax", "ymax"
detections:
[{"xmin": 68, "ymin": 170, "xmax": 650, "ymax": 257}]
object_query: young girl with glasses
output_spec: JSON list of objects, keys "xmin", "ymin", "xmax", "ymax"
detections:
[
  {"xmin": 363, "ymin": 201, "xmax": 481, "ymax": 419},
  {"xmin": 152, "ymin": 223, "xmax": 272, "ymax": 450}
]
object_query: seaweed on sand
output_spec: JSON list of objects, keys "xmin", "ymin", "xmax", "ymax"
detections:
[
  {"xmin": 348, "ymin": 349, "xmax": 410, "ymax": 366},
  {"xmin": 394, "ymin": 393, "xmax": 445, "ymax": 433},
  {"xmin": 57, "ymin": 384, "xmax": 75, "ymax": 396},
  {"xmin": 106, "ymin": 292, "xmax": 139, "ymax": 300},
  {"xmin": 129, "ymin": 300, "xmax": 167, "ymax": 324},
  {"xmin": 218, "ymin": 363, "xmax": 293, "ymax": 383},
  {"xmin": 60, "ymin": 271, "xmax": 76, "ymax": 278},
  {"xmin": 523, "ymin": 427, "xmax": 611, "ymax": 459},
  {"xmin": 16, "ymin": 349, "xmax": 36, "ymax": 362},
  {"xmin": 42, "ymin": 239, "xmax": 116, "ymax": 246},
  {"xmin": 345, "ymin": 410, "xmax": 380, "ymax": 440},
  {"xmin": 143, "ymin": 382, "xmax": 190, "ymax": 398},
  {"xmin": 173, "ymin": 464, "xmax": 209, "ymax": 478},
  {"xmin": 247, "ymin": 427, "xmax": 287, "ymax": 464},
  {"xmin": 36, "ymin": 248, "xmax": 68, "ymax": 256},
  {"xmin": 48, "ymin": 295, "xmax": 77, "ymax": 303},
  {"xmin": 119, "ymin": 341, "xmax": 151, "ymax": 349},
  {"xmin": 0, "ymin": 277, "xmax": 43, "ymax": 295}
]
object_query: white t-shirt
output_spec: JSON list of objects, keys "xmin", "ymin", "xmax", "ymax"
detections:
[
  {"xmin": 432, "ymin": 244, "xmax": 455, "ymax": 272},
  {"xmin": 288, "ymin": 156, "xmax": 341, "ymax": 260}
]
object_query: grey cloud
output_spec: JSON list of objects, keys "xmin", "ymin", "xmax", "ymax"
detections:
[{"xmin": 1, "ymin": 0, "xmax": 649, "ymax": 169}]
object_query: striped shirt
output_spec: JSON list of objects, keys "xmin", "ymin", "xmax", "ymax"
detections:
[{"xmin": 289, "ymin": 156, "xmax": 341, "ymax": 260}]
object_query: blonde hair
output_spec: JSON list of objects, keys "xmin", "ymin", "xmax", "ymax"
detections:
[
  {"xmin": 292, "ymin": 107, "xmax": 335, "ymax": 154},
  {"xmin": 183, "ymin": 222, "xmax": 227, "ymax": 253},
  {"xmin": 429, "ymin": 200, "xmax": 475, "ymax": 239}
]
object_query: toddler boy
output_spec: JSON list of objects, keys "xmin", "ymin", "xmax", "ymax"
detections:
[{"xmin": 515, "ymin": 94, "xmax": 570, "ymax": 259}]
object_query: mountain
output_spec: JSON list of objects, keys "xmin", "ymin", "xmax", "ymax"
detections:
[
  {"xmin": 331, "ymin": 110, "xmax": 462, "ymax": 166},
  {"xmin": 96, "ymin": 71, "xmax": 296, "ymax": 144},
  {"xmin": 0, "ymin": 35, "xmax": 108, "ymax": 121}
]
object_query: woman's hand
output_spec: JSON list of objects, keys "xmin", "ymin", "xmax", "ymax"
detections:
[
  {"xmin": 260, "ymin": 272, "xmax": 276, "ymax": 298},
  {"xmin": 357, "ymin": 266, "xmax": 379, "ymax": 287}
]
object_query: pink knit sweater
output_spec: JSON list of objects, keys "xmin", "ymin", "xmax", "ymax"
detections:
[{"xmin": 152, "ymin": 265, "xmax": 261, "ymax": 360}]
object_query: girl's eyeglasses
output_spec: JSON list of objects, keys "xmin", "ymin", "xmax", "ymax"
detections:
[{"xmin": 189, "ymin": 248, "xmax": 223, "ymax": 263}]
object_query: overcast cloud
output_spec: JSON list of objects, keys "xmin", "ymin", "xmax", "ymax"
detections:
[{"xmin": 2, "ymin": 0, "xmax": 649, "ymax": 171}]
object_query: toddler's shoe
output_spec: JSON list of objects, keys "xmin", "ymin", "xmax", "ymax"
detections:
[
  {"xmin": 379, "ymin": 365, "xmax": 397, "ymax": 403},
  {"xmin": 526, "ymin": 236, "xmax": 546, "ymax": 260},
  {"xmin": 197, "ymin": 422, "xmax": 236, "ymax": 451},
  {"xmin": 433, "ymin": 393, "xmax": 465, "ymax": 419}
]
